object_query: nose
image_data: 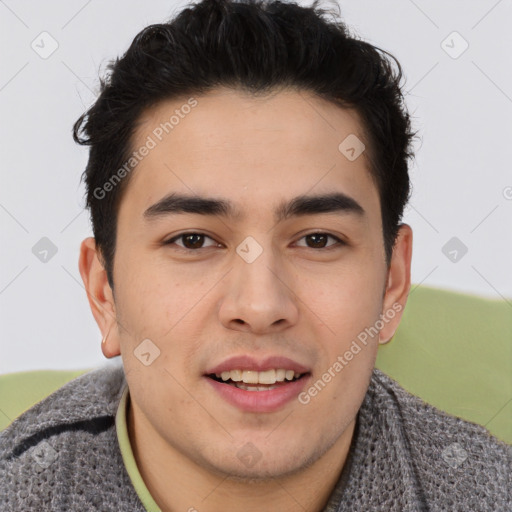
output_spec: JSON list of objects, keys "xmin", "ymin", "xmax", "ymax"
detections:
[{"xmin": 218, "ymin": 245, "xmax": 299, "ymax": 334}]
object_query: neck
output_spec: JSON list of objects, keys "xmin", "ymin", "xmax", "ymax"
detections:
[{"xmin": 128, "ymin": 398, "xmax": 355, "ymax": 512}]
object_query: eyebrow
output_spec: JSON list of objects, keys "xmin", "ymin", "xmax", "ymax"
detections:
[{"xmin": 142, "ymin": 191, "xmax": 365, "ymax": 224}]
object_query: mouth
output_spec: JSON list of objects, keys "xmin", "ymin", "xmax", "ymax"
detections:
[
  {"xmin": 204, "ymin": 357, "xmax": 312, "ymax": 413},
  {"xmin": 207, "ymin": 369, "xmax": 309, "ymax": 391},
  {"xmin": 204, "ymin": 355, "xmax": 312, "ymax": 412}
]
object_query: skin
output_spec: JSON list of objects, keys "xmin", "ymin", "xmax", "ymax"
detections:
[{"xmin": 79, "ymin": 86, "xmax": 412, "ymax": 512}]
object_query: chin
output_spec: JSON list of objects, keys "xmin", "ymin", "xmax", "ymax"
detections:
[{"xmin": 200, "ymin": 442, "xmax": 321, "ymax": 482}]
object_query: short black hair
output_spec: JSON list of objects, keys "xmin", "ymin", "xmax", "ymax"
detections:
[{"xmin": 73, "ymin": 0, "xmax": 417, "ymax": 291}]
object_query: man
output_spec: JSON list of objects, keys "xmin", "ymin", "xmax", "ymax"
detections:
[{"xmin": 1, "ymin": 0, "xmax": 510, "ymax": 510}]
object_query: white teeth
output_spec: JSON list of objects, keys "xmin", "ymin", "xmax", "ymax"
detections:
[
  {"xmin": 214, "ymin": 368, "xmax": 304, "ymax": 385},
  {"xmin": 275, "ymin": 369, "xmax": 286, "ymax": 382},
  {"xmin": 242, "ymin": 370, "xmax": 259, "ymax": 384},
  {"xmin": 258, "ymin": 369, "xmax": 276, "ymax": 384},
  {"xmin": 234, "ymin": 383, "xmax": 279, "ymax": 391},
  {"xmin": 230, "ymin": 369, "xmax": 243, "ymax": 382}
]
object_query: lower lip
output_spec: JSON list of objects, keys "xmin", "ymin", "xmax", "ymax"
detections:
[{"xmin": 205, "ymin": 375, "xmax": 310, "ymax": 413}]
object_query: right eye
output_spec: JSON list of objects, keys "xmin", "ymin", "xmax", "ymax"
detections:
[{"xmin": 163, "ymin": 232, "xmax": 222, "ymax": 251}]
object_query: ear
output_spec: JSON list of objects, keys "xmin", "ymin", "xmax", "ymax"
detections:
[
  {"xmin": 379, "ymin": 224, "xmax": 413, "ymax": 344},
  {"xmin": 78, "ymin": 237, "xmax": 121, "ymax": 358}
]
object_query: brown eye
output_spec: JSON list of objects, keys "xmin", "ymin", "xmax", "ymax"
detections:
[
  {"xmin": 296, "ymin": 232, "xmax": 344, "ymax": 249},
  {"xmin": 164, "ymin": 233, "xmax": 219, "ymax": 250},
  {"xmin": 182, "ymin": 234, "xmax": 205, "ymax": 249}
]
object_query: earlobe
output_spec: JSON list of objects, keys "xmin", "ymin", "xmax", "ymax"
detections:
[
  {"xmin": 78, "ymin": 237, "xmax": 121, "ymax": 358},
  {"xmin": 100, "ymin": 322, "xmax": 120, "ymax": 358},
  {"xmin": 379, "ymin": 224, "xmax": 413, "ymax": 345}
]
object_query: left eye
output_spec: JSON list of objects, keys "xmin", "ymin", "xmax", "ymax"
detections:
[
  {"xmin": 164, "ymin": 232, "xmax": 344, "ymax": 251},
  {"xmin": 295, "ymin": 233, "xmax": 343, "ymax": 249}
]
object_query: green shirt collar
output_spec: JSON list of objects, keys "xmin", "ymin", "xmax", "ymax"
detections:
[{"xmin": 115, "ymin": 384, "xmax": 162, "ymax": 512}]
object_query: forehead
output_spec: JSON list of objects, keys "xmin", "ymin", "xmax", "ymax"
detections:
[{"xmin": 119, "ymin": 87, "xmax": 379, "ymax": 223}]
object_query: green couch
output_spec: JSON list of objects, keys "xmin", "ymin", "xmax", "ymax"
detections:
[{"xmin": 1, "ymin": 285, "xmax": 511, "ymax": 444}]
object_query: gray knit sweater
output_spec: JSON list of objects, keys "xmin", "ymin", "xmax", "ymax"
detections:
[{"xmin": 0, "ymin": 363, "xmax": 510, "ymax": 511}]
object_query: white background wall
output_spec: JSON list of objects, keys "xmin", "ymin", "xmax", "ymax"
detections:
[{"xmin": 1, "ymin": 0, "xmax": 511, "ymax": 373}]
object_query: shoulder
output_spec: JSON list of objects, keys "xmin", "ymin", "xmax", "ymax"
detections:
[
  {"xmin": 0, "ymin": 362, "xmax": 142, "ymax": 511},
  {"xmin": 0, "ymin": 362, "xmax": 125, "ymax": 455},
  {"xmin": 368, "ymin": 369, "xmax": 511, "ymax": 508}
]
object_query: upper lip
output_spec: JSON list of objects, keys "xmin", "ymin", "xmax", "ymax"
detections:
[{"xmin": 206, "ymin": 355, "xmax": 310, "ymax": 375}]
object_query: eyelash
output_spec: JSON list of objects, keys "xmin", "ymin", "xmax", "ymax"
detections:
[{"xmin": 163, "ymin": 231, "xmax": 346, "ymax": 252}]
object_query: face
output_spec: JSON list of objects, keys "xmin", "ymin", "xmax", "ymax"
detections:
[{"xmin": 82, "ymin": 87, "xmax": 411, "ymax": 480}]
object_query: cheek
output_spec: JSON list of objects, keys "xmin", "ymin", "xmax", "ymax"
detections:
[
  {"xmin": 115, "ymin": 263, "xmax": 208, "ymax": 381},
  {"xmin": 115, "ymin": 253, "xmax": 185, "ymax": 336},
  {"xmin": 299, "ymin": 266, "xmax": 384, "ymax": 391},
  {"xmin": 302, "ymin": 258, "xmax": 384, "ymax": 326}
]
